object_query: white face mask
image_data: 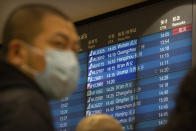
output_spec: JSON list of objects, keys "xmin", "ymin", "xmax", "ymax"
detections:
[{"xmin": 23, "ymin": 46, "xmax": 80, "ymax": 100}]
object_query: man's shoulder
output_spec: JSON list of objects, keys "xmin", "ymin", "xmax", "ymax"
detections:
[
  {"xmin": 0, "ymin": 86, "xmax": 47, "ymax": 104},
  {"xmin": 0, "ymin": 87, "xmax": 52, "ymax": 119},
  {"xmin": 0, "ymin": 87, "xmax": 54, "ymax": 131}
]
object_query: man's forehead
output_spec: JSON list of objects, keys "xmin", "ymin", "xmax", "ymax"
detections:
[
  {"xmin": 37, "ymin": 14, "xmax": 79, "ymax": 43},
  {"xmin": 42, "ymin": 14, "xmax": 76, "ymax": 34}
]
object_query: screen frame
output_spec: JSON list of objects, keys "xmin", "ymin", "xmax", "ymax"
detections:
[{"xmin": 71, "ymin": 0, "xmax": 194, "ymax": 130}]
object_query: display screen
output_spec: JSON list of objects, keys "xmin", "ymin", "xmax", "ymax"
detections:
[{"xmin": 50, "ymin": 0, "xmax": 193, "ymax": 130}]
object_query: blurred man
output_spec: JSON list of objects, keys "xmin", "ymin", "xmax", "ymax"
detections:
[
  {"xmin": 0, "ymin": 4, "xmax": 80, "ymax": 131},
  {"xmin": 76, "ymin": 114, "xmax": 123, "ymax": 131}
]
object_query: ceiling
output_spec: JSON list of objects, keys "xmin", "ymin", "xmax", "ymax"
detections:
[
  {"xmin": 0, "ymin": 0, "xmax": 147, "ymax": 42},
  {"xmin": 0, "ymin": 0, "xmax": 147, "ymax": 22}
]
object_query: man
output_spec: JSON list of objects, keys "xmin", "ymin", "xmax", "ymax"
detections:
[
  {"xmin": 76, "ymin": 114, "xmax": 124, "ymax": 131},
  {"xmin": 0, "ymin": 4, "xmax": 80, "ymax": 131}
]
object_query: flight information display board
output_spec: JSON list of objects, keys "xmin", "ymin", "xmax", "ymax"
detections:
[{"xmin": 50, "ymin": 0, "xmax": 193, "ymax": 130}]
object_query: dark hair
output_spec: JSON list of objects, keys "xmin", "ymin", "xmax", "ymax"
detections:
[
  {"xmin": 158, "ymin": 67, "xmax": 196, "ymax": 131},
  {"xmin": 1, "ymin": 4, "xmax": 70, "ymax": 57}
]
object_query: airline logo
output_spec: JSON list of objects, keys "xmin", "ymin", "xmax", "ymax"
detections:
[
  {"xmin": 86, "ymin": 110, "xmax": 91, "ymax": 116},
  {"xmin": 89, "ymin": 51, "xmax": 93, "ymax": 57},
  {"xmin": 87, "ymin": 83, "xmax": 92, "ymax": 89},
  {"xmin": 88, "ymin": 70, "xmax": 93, "ymax": 76}
]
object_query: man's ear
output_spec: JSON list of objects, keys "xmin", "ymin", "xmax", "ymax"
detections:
[{"xmin": 6, "ymin": 40, "xmax": 27, "ymax": 67}]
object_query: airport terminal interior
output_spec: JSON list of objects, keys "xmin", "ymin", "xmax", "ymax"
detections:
[{"xmin": 0, "ymin": 0, "xmax": 196, "ymax": 130}]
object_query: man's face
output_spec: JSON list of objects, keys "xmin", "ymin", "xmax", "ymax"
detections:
[{"xmin": 22, "ymin": 14, "xmax": 80, "ymax": 74}]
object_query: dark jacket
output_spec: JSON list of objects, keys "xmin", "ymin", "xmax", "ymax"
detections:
[{"xmin": 0, "ymin": 59, "xmax": 54, "ymax": 131}]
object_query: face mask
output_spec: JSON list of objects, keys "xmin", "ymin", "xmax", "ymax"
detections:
[{"xmin": 23, "ymin": 46, "xmax": 80, "ymax": 100}]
